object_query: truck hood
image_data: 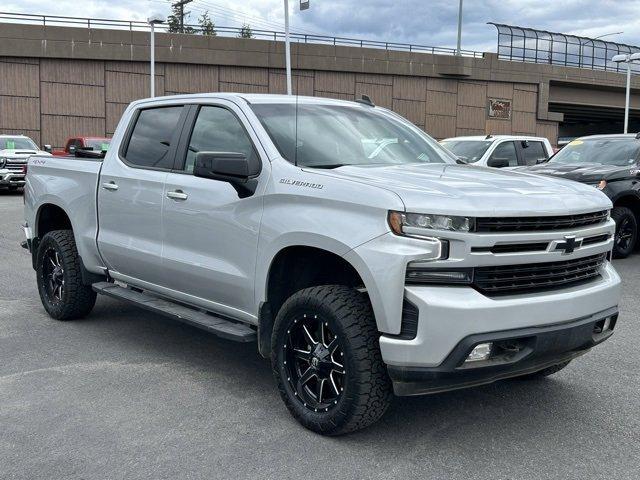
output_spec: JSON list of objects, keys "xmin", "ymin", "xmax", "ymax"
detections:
[
  {"xmin": 513, "ymin": 162, "xmax": 635, "ymax": 183},
  {"xmin": 311, "ymin": 163, "xmax": 611, "ymax": 216},
  {"xmin": 0, "ymin": 149, "xmax": 50, "ymax": 159}
]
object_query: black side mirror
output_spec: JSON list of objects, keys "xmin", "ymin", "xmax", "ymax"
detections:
[
  {"xmin": 487, "ymin": 157, "xmax": 510, "ymax": 168},
  {"xmin": 194, "ymin": 152, "xmax": 257, "ymax": 198},
  {"xmin": 68, "ymin": 145, "xmax": 76, "ymax": 154},
  {"xmin": 43, "ymin": 144, "xmax": 52, "ymax": 153}
]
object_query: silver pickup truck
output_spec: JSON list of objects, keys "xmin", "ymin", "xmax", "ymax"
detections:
[{"xmin": 22, "ymin": 93, "xmax": 621, "ymax": 435}]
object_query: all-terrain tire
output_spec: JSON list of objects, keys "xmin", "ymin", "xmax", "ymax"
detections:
[
  {"xmin": 611, "ymin": 206, "xmax": 637, "ymax": 258},
  {"xmin": 36, "ymin": 230, "xmax": 97, "ymax": 320},
  {"xmin": 271, "ymin": 285, "xmax": 393, "ymax": 435},
  {"xmin": 516, "ymin": 360, "xmax": 571, "ymax": 380}
]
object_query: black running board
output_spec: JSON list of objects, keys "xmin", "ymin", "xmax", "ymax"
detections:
[{"xmin": 92, "ymin": 282, "xmax": 256, "ymax": 342}]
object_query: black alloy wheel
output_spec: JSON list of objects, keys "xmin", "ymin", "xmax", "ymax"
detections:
[
  {"xmin": 282, "ymin": 313, "xmax": 346, "ymax": 412},
  {"xmin": 272, "ymin": 285, "xmax": 393, "ymax": 435},
  {"xmin": 611, "ymin": 206, "xmax": 637, "ymax": 258}
]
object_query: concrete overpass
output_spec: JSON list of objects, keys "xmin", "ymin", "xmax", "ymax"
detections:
[{"xmin": 0, "ymin": 21, "xmax": 639, "ymax": 148}]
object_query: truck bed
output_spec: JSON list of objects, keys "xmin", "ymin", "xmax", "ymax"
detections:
[{"xmin": 24, "ymin": 154, "xmax": 104, "ymax": 273}]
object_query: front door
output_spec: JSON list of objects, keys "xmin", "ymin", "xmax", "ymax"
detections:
[
  {"xmin": 161, "ymin": 102, "xmax": 267, "ymax": 319},
  {"xmin": 97, "ymin": 105, "xmax": 186, "ymax": 287}
]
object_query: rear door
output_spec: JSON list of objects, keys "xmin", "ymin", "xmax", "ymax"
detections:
[
  {"xmin": 160, "ymin": 101, "xmax": 266, "ymax": 319},
  {"xmin": 97, "ymin": 105, "xmax": 188, "ymax": 287}
]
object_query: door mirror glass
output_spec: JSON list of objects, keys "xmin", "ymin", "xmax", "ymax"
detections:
[
  {"xmin": 68, "ymin": 145, "xmax": 76, "ymax": 154},
  {"xmin": 193, "ymin": 152, "xmax": 250, "ymax": 182},
  {"xmin": 43, "ymin": 144, "xmax": 52, "ymax": 153}
]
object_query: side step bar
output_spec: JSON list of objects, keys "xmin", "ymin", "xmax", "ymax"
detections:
[{"xmin": 92, "ymin": 282, "xmax": 256, "ymax": 342}]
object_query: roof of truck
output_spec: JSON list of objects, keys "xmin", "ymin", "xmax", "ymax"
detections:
[
  {"xmin": 131, "ymin": 93, "xmax": 376, "ymax": 108},
  {"xmin": 442, "ymin": 135, "xmax": 549, "ymax": 142}
]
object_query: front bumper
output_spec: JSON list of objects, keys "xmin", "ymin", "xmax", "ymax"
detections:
[
  {"xmin": 380, "ymin": 261, "xmax": 620, "ymax": 370},
  {"xmin": 388, "ymin": 307, "xmax": 617, "ymax": 395},
  {"xmin": 0, "ymin": 170, "xmax": 25, "ymax": 187}
]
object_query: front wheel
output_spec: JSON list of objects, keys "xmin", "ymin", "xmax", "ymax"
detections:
[
  {"xmin": 36, "ymin": 230, "xmax": 97, "ymax": 320},
  {"xmin": 271, "ymin": 285, "xmax": 393, "ymax": 435},
  {"xmin": 611, "ymin": 206, "xmax": 637, "ymax": 258}
]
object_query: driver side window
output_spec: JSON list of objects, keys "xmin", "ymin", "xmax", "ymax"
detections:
[
  {"xmin": 489, "ymin": 141, "xmax": 518, "ymax": 167},
  {"xmin": 184, "ymin": 106, "xmax": 258, "ymax": 174}
]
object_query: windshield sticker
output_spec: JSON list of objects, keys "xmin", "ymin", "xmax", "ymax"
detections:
[
  {"xmin": 6, "ymin": 140, "xmax": 15, "ymax": 149},
  {"xmin": 101, "ymin": 143, "xmax": 109, "ymax": 151},
  {"xmin": 568, "ymin": 140, "xmax": 583, "ymax": 146}
]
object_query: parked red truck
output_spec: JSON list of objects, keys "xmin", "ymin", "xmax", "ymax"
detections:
[{"xmin": 51, "ymin": 137, "xmax": 111, "ymax": 157}]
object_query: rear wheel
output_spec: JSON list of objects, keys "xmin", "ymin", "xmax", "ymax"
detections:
[
  {"xmin": 611, "ymin": 206, "xmax": 637, "ymax": 258},
  {"xmin": 36, "ymin": 230, "xmax": 96, "ymax": 320},
  {"xmin": 271, "ymin": 285, "xmax": 393, "ymax": 435}
]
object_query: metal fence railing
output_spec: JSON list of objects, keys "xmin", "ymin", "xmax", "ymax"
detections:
[
  {"xmin": 0, "ymin": 11, "xmax": 484, "ymax": 58},
  {"xmin": 490, "ymin": 22, "xmax": 640, "ymax": 73}
]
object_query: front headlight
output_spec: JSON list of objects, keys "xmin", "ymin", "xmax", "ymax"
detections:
[{"xmin": 388, "ymin": 211, "xmax": 475, "ymax": 236}]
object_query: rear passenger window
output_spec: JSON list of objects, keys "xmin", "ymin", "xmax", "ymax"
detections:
[
  {"xmin": 183, "ymin": 106, "xmax": 259, "ymax": 174},
  {"xmin": 521, "ymin": 141, "xmax": 548, "ymax": 165},
  {"xmin": 124, "ymin": 106, "xmax": 183, "ymax": 169}
]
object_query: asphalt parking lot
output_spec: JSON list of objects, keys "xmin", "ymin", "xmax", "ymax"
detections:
[{"xmin": 1, "ymin": 190, "xmax": 639, "ymax": 480}]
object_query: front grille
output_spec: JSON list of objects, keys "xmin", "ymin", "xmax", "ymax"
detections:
[
  {"xmin": 6, "ymin": 160, "xmax": 26, "ymax": 172},
  {"xmin": 473, "ymin": 253, "xmax": 607, "ymax": 295},
  {"xmin": 475, "ymin": 210, "xmax": 609, "ymax": 232}
]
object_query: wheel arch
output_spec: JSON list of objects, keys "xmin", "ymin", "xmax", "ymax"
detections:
[{"xmin": 257, "ymin": 241, "xmax": 376, "ymax": 357}]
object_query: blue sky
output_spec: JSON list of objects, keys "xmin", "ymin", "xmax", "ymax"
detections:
[{"xmin": 4, "ymin": 0, "xmax": 640, "ymax": 52}]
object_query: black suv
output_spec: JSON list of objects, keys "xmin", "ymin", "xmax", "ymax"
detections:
[{"xmin": 518, "ymin": 134, "xmax": 640, "ymax": 258}]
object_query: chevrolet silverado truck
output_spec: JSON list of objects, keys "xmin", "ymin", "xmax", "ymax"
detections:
[
  {"xmin": 0, "ymin": 135, "xmax": 51, "ymax": 191},
  {"xmin": 517, "ymin": 134, "xmax": 640, "ymax": 259},
  {"xmin": 22, "ymin": 94, "xmax": 621, "ymax": 435}
]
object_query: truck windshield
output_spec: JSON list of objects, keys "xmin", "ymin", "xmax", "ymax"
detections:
[
  {"xmin": 250, "ymin": 103, "xmax": 455, "ymax": 168},
  {"xmin": 0, "ymin": 137, "xmax": 38, "ymax": 150},
  {"xmin": 440, "ymin": 140, "xmax": 493, "ymax": 163},
  {"xmin": 550, "ymin": 138, "xmax": 640, "ymax": 166}
]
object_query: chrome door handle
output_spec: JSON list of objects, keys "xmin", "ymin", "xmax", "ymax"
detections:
[
  {"xmin": 167, "ymin": 190, "xmax": 188, "ymax": 200},
  {"xmin": 102, "ymin": 182, "xmax": 118, "ymax": 191}
]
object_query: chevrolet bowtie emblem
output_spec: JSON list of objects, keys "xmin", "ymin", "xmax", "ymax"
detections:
[{"xmin": 555, "ymin": 235, "xmax": 582, "ymax": 254}]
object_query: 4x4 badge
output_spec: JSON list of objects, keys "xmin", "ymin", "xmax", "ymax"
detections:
[{"xmin": 555, "ymin": 235, "xmax": 582, "ymax": 254}]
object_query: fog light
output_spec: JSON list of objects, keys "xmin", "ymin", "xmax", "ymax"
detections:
[{"xmin": 465, "ymin": 342, "xmax": 493, "ymax": 362}]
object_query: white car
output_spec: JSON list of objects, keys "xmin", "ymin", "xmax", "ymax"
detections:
[
  {"xmin": 440, "ymin": 135, "xmax": 554, "ymax": 168},
  {"xmin": 0, "ymin": 135, "xmax": 51, "ymax": 190}
]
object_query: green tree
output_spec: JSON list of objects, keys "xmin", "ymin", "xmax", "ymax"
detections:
[
  {"xmin": 238, "ymin": 24, "xmax": 253, "ymax": 39},
  {"xmin": 166, "ymin": 2, "xmax": 196, "ymax": 34},
  {"xmin": 198, "ymin": 10, "xmax": 217, "ymax": 36},
  {"xmin": 166, "ymin": 4, "xmax": 181, "ymax": 33}
]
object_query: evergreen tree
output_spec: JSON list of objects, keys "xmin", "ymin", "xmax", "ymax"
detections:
[
  {"xmin": 238, "ymin": 24, "xmax": 253, "ymax": 39},
  {"xmin": 166, "ymin": 3, "xmax": 181, "ymax": 33},
  {"xmin": 199, "ymin": 10, "xmax": 217, "ymax": 36}
]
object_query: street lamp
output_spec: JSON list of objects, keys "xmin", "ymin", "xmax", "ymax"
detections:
[
  {"xmin": 147, "ymin": 14, "xmax": 165, "ymax": 98},
  {"xmin": 456, "ymin": 0, "xmax": 463, "ymax": 56},
  {"xmin": 612, "ymin": 52, "xmax": 640, "ymax": 133},
  {"xmin": 284, "ymin": 0, "xmax": 292, "ymax": 95}
]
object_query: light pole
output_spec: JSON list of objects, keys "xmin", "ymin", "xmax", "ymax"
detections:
[
  {"xmin": 579, "ymin": 32, "xmax": 623, "ymax": 68},
  {"xmin": 147, "ymin": 14, "xmax": 165, "ymax": 98},
  {"xmin": 456, "ymin": 0, "xmax": 463, "ymax": 56},
  {"xmin": 284, "ymin": 0, "xmax": 292, "ymax": 95},
  {"xmin": 612, "ymin": 52, "xmax": 640, "ymax": 133}
]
